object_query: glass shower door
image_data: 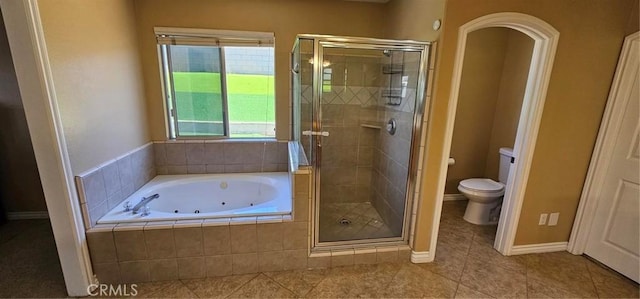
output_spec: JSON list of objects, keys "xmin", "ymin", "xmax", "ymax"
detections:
[{"xmin": 315, "ymin": 43, "xmax": 424, "ymax": 244}]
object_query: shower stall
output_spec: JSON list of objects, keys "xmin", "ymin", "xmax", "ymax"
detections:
[{"xmin": 291, "ymin": 35, "xmax": 432, "ymax": 249}]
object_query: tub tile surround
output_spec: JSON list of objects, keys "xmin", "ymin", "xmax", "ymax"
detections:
[
  {"xmin": 86, "ymin": 173, "xmax": 311, "ymax": 283},
  {"xmin": 76, "ymin": 140, "xmax": 289, "ymax": 229},
  {"xmin": 154, "ymin": 140, "xmax": 289, "ymax": 175},
  {"xmin": 86, "ymin": 159, "xmax": 307, "ymax": 283},
  {"xmin": 86, "ymin": 169, "xmax": 411, "ymax": 284},
  {"xmin": 76, "ymin": 143, "xmax": 156, "ymax": 228}
]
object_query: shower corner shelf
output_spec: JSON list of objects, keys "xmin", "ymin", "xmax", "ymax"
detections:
[
  {"xmin": 381, "ymin": 88, "xmax": 403, "ymax": 106},
  {"xmin": 382, "ymin": 64, "xmax": 403, "ymax": 74}
]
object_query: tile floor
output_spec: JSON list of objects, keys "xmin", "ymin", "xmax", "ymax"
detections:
[
  {"xmin": 1, "ymin": 202, "xmax": 638, "ymax": 298},
  {"xmin": 318, "ymin": 202, "xmax": 395, "ymax": 242}
]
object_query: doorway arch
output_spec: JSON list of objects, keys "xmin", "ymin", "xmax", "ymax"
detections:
[{"xmin": 433, "ymin": 12, "xmax": 559, "ymax": 257}]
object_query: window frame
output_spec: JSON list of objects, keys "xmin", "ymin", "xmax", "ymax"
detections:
[{"xmin": 155, "ymin": 27, "xmax": 275, "ymax": 140}]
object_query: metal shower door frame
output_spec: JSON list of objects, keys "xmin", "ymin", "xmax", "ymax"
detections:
[{"xmin": 302, "ymin": 34, "xmax": 431, "ymax": 251}]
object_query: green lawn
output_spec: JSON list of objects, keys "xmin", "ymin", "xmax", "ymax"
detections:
[{"xmin": 173, "ymin": 72, "xmax": 275, "ymax": 122}]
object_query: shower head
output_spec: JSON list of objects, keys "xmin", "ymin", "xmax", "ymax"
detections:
[{"xmin": 383, "ymin": 49, "xmax": 391, "ymax": 57}]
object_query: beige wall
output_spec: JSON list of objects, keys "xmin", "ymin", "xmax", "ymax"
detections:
[
  {"xmin": 445, "ymin": 28, "xmax": 509, "ymax": 193},
  {"xmin": 38, "ymin": 0, "xmax": 149, "ymax": 174},
  {"xmin": 626, "ymin": 0, "xmax": 639, "ymax": 35},
  {"xmin": 414, "ymin": 0, "xmax": 638, "ymax": 251},
  {"xmin": 485, "ymin": 30, "xmax": 533, "ymax": 180},
  {"xmin": 385, "ymin": 0, "xmax": 446, "ymax": 42},
  {"xmin": 0, "ymin": 12, "xmax": 46, "ymax": 212},
  {"xmin": 133, "ymin": 0, "xmax": 388, "ymax": 141}
]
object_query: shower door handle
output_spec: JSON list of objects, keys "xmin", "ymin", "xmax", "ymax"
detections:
[{"xmin": 302, "ymin": 130, "xmax": 330, "ymax": 137}]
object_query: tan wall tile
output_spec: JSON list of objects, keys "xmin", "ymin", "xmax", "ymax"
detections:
[
  {"xmin": 93, "ymin": 263, "xmax": 121, "ymax": 284},
  {"xmin": 257, "ymin": 223, "xmax": 283, "ymax": 252},
  {"xmin": 282, "ymin": 249, "xmax": 308, "ymax": 270},
  {"xmin": 203, "ymin": 226, "xmax": 231, "ymax": 255},
  {"xmin": 331, "ymin": 254, "xmax": 354, "ymax": 267},
  {"xmin": 165, "ymin": 143, "xmax": 186, "ymax": 165},
  {"xmin": 114, "ymin": 231, "xmax": 147, "ymax": 261},
  {"xmin": 119, "ymin": 261, "xmax": 150, "ymax": 283},
  {"xmin": 283, "ymin": 222, "xmax": 307, "ymax": 250},
  {"xmin": 294, "ymin": 197, "xmax": 309, "ymax": 222},
  {"xmin": 232, "ymin": 253, "xmax": 258, "ymax": 274},
  {"xmin": 307, "ymin": 256, "xmax": 331, "ymax": 269},
  {"xmin": 354, "ymin": 253, "xmax": 377, "ymax": 265},
  {"xmin": 87, "ymin": 231, "xmax": 117, "ymax": 264},
  {"xmin": 258, "ymin": 251, "xmax": 284, "ymax": 272},
  {"xmin": 144, "ymin": 229, "xmax": 176, "ymax": 259},
  {"xmin": 148, "ymin": 259, "xmax": 178, "ymax": 281},
  {"xmin": 205, "ymin": 255, "xmax": 232, "ymax": 277},
  {"xmin": 185, "ymin": 143, "xmax": 204, "ymax": 165},
  {"xmin": 224, "ymin": 142, "xmax": 263, "ymax": 165},
  {"xmin": 177, "ymin": 257, "xmax": 206, "ymax": 279},
  {"xmin": 174, "ymin": 228, "xmax": 203, "ymax": 257},
  {"xmin": 230, "ymin": 224, "xmax": 257, "ymax": 253},
  {"xmin": 294, "ymin": 173, "xmax": 309, "ymax": 194}
]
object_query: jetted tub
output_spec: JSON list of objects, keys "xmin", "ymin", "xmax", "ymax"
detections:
[{"xmin": 97, "ymin": 172, "xmax": 291, "ymax": 224}]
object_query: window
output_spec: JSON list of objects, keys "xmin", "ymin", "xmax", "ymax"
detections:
[
  {"xmin": 322, "ymin": 68, "xmax": 332, "ymax": 93},
  {"xmin": 156, "ymin": 28, "xmax": 275, "ymax": 139}
]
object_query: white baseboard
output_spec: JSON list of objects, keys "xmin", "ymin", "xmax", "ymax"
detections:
[
  {"xmin": 510, "ymin": 241, "xmax": 568, "ymax": 255},
  {"xmin": 411, "ymin": 250, "xmax": 432, "ymax": 263},
  {"xmin": 443, "ymin": 194, "xmax": 467, "ymax": 201},
  {"xmin": 7, "ymin": 211, "xmax": 49, "ymax": 220}
]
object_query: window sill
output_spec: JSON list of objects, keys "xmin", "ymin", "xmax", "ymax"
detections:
[{"xmin": 157, "ymin": 138, "xmax": 280, "ymax": 144}]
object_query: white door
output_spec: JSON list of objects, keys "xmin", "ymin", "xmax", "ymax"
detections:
[{"xmin": 584, "ymin": 34, "xmax": 639, "ymax": 283}]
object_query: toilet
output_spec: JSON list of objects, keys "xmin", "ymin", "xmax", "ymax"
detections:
[{"xmin": 458, "ymin": 147, "xmax": 513, "ymax": 225}]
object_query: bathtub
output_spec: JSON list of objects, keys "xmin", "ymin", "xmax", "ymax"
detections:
[{"xmin": 97, "ymin": 172, "xmax": 291, "ymax": 224}]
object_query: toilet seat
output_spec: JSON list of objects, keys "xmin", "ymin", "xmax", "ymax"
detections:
[{"xmin": 459, "ymin": 178, "xmax": 504, "ymax": 196}]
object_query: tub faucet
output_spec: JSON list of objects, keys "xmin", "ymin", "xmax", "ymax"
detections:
[{"xmin": 132, "ymin": 193, "xmax": 159, "ymax": 214}]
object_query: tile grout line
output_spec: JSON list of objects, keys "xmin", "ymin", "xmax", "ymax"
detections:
[
  {"xmin": 454, "ymin": 231, "xmax": 481, "ymax": 296},
  {"xmin": 176, "ymin": 279, "xmax": 199, "ymax": 298},
  {"xmin": 302, "ymin": 267, "xmax": 333, "ymax": 297},
  {"xmin": 377, "ymin": 263, "xmax": 404, "ymax": 296},
  {"xmin": 452, "ymin": 282, "xmax": 461, "ymax": 298},
  {"xmin": 583, "ymin": 257, "xmax": 602, "ymax": 298},
  {"xmin": 222, "ymin": 273, "xmax": 260, "ymax": 299},
  {"xmin": 262, "ymin": 271, "xmax": 300, "ymax": 297}
]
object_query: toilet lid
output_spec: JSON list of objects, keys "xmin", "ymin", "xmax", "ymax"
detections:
[{"xmin": 460, "ymin": 178, "xmax": 504, "ymax": 192}]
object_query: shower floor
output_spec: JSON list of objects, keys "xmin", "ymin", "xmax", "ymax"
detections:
[{"xmin": 318, "ymin": 202, "xmax": 395, "ymax": 242}]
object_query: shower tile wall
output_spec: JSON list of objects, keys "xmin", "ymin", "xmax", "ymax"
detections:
[
  {"xmin": 371, "ymin": 105, "xmax": 413, "ymax": 235},
  {"xmin": 316, "ymin": 55, "xmax": 381, "ymax": 205},
  {"xmin": 371, "ymin": 52, "xmax": 421, "ymax": 236}
]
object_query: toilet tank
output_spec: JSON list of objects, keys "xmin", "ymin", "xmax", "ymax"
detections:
[{"xmin": 498, "ymin": 147, "xmax": 514, "ymax": 184}]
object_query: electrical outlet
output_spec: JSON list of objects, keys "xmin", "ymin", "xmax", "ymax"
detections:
[
  {"xmin": 539, "ymin": 213, "xmax": 548, "ymax": 225},
  {"xmin": 548, "ymin": 212, "xmax": 559, "ymax": 226}
]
